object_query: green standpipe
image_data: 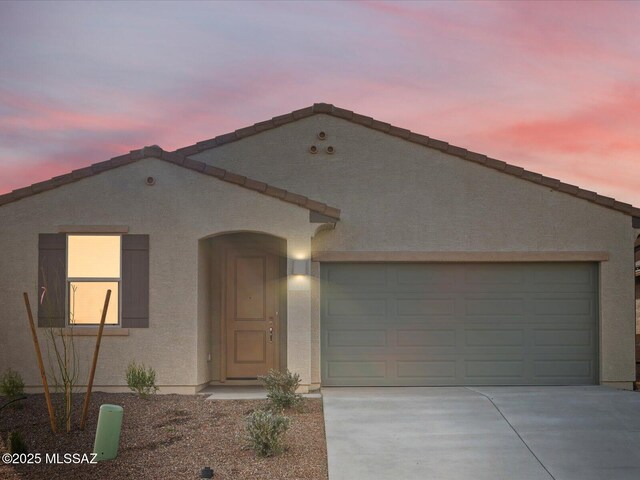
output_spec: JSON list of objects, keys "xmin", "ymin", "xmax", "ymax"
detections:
[{"xmin": 93, "ymin": 404, "xmax": 123, "ymax": 461}]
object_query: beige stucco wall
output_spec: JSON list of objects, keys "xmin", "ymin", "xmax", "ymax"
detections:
[
  {"xmin": 191, "ymin": 114, "xmax": 638, "ymax": 386},
  {"xmin": 0, "ymin": 158, "xmax": 317, "ymax": 393}
]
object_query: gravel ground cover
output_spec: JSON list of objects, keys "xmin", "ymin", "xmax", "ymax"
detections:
[{"xmin": 0, "ymin": 393, "xmax": 328, "ymax": 480}]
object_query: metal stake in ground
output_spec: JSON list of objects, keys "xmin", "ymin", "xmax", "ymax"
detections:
[
  {"xmin": 23, "ymin": 292, "xmax": 57, "ymax": 433},
  {"xmin": 80, "ymin": 289, "xmax": 111, "ymax": 430}
]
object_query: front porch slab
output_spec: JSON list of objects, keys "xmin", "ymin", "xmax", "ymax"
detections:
[{"xmin": 201, "ymin": 386, "xmax": 321, "ymax": 400}]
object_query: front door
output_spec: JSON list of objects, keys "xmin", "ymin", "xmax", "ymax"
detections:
[{"xmin": 224, "ymin": 244, "xmax": 279, "ymax": 379}]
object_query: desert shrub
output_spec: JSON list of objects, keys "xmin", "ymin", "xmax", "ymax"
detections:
[
  {"xmin": 125, "ymin": 362, "xmax": 158, "ymax": 398},
  {"xmin": 7, "ymin": 431, "xmax": 28, "ymax": 455},
  {"xmin": 1, "ymin": 369, "xmax": 25, "ymax": 399},
  {"xmin": 259, "ymin": 369, "xmax": 304, "ymax": 411},
  {"xmin": 245, "ymin": 409, "xmax": 290, "ymax": 457}
]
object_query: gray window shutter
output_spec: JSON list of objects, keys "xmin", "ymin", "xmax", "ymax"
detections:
[
  {"xmin": 121, "ymin": 234, "xmax": 149, "ymax": 328},
  {"xmin": 38, "ymin": 233, "xmax": 66, "ymax": 327}
]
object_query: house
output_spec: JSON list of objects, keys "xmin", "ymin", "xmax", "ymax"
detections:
[
  {"xmin": 637, "ymin": 236, "xmax": 640, "ymax": 314},
  {"xmin": 636, "ymin": 236, "xmax": 640, "ymax": 311},
  {"xmin": 1, "ymin": 103, "xmax": 639, "ymax": 393},
  {"xmin": 636, "ymin": 236, "xmax": 640, "ymax": 382}
]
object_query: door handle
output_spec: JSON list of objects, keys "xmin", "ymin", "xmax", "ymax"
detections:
[{"xmin": 269, "ymin": 327, "xmax": 273, "ymax": 343}]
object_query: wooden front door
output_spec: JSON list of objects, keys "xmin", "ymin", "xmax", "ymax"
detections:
[{"xmin": 224, "ymin": 244, "xmax": 280, "ymax": 379}]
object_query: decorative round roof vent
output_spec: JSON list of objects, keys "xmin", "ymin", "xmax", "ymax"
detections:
[
  {"xmin": 145, "ymin": 176, "xmax": 156, "ymax": 186},
  {"xmin": 326, "ymin": 146, "xmax": 335, "ymax": 154},
  {"xmin": 317, "ymin": 131, "xmax": 327, "ymax": 140},
  {"xmin": 309, "ymin": 145, "xmax": 318, "ymax": 154}
]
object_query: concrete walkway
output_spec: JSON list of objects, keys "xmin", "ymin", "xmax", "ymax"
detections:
[
  {"xmin": 322, "ymin": 386, "xmax": 640, "ymax": 480},
  {"xmin": 200, "ymin": 385, "xmax": 321, "ymax": 400}
]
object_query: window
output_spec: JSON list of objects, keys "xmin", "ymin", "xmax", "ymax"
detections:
[
  {"xmin": 38, "ymin": 233, "xmax": 148, "ymax": 328},
  {"xmin": 67, "ymin": 235, "xmax": 120, "ymax": 325}
]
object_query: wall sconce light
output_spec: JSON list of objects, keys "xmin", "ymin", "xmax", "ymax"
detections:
[{"xmin": 289, "ymin": 259, "xmax": 310, "ymax": 276}]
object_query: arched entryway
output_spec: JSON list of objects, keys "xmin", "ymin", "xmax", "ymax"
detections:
[{"xmin": 201, "ymin": 232, "xmax": 287, "ymax": 384}]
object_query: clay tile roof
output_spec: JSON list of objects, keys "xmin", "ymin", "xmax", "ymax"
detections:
[
  {"xmin": 174, "ymin": 103, "xmax": 640, "ymax": 219},
  {"xmin": 0, "ymin": 147, "xmax": 341, "ymax": 220}
]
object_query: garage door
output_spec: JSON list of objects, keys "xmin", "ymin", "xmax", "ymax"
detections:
[{"xmin": 321, "ymin": 263, "xmax": 598, "ymax": 386}]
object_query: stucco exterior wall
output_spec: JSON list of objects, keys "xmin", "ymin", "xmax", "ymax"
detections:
[
  {"xmin": 192, "ymin": 114, "xmax": 638, "ymax": 386},
  {"xmin": 0, "ymin": 158, "xmax": 315, "ymax": 392}
]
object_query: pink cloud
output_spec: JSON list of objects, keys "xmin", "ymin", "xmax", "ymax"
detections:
[
  {"xmin": 0, "ymin": 1, "xmax": 638, "ymax": 208},
  {"xmin": 482, "ymin": 83, "xmax": 640, "ymax": 155}
]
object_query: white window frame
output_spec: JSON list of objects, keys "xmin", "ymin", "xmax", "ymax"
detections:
[{"xmin": 66, "ymin": 234, "xmax": 122, "ymax": 326}]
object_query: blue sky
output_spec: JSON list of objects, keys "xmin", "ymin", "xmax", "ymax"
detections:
[{"xmin": 1, "ymin": 0, "xmax": 639, "ymax": 205}]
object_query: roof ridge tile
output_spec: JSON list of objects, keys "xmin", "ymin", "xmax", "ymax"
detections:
[
  {"xmin": 160, "ymin": 150, "xmax": 184, "ymax": 165},
  {"xmin": 264, "ymin": 185, "xmax": 286, "ymax": 199},
  {"xmin": 202, "ymin": 164, "xmax": 226, "ymax": 179},
  {"xmin": 331, "ymin": 106, "xmax": 354, "ymax": 120},
  {"xmin": 370, "ymin": 119, "xmax": 391, "ymax": 132},
  {"xmin": 464, "ymin": 151, "xmax": 488, "ymax": 164},
  {"xmin": 446, "ymin": 145, "xmax": 468, "ymax": 157},
  {"xmin": 427, "ymin": 138, "xmax": 448, "ymax": 151},
  {"xmin": 71, "ymin": 166, "xmax": 94, "ymax": 180},
  {"xmin": 486, "ymin": 158, "xmax": 507, "ymax": 171},
  {"xmin": 312, "ymin": 103, "xmax": 333, "ymax": 113},
  {"xmin": 292, "ymin": 106, "xmax": 314, "ymax": 119},
  {"xmin": 351, "ymin": 113, "xmax": 373, "ymax": 126},
  {"xmin": 388, "ymin": 125, "xmax": 411, "ymax": 139},
  {"xmin": 222, "ymin": 171, "xmax": 247, "ymax": 185},
  {"xmin": 409, "ymin": 132, "xmax": 431, "ymax": 146},
  {"xmin": 272, "ymin": 113, "xmax": 294, "ymax": 126},
  {"xmin": 235, "ymin": 125, "xmax": 257, "ymax": 138},
  {"xmin": 183, "ymin": 157, "xmax": 206, "ymax": 172},
  {"xmin": 213, "ymin": 132, "xmax": 237, "ymax": 145}
]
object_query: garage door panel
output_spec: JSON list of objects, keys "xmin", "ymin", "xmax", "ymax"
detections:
[
  {"xmin": 327, "ymin": 361, "xmax": 388, "ymax": 379},
  {"xmin": 533, "ymin": 264, "xmax": 594, "ymax": 284},
  {"xmin": 464, "ymin": 265, "xmax": 525, "ymax": 285},
  {"xmin": 327, "ymin": 298, "xmax": 388, "ymax": 316},
  {"xmin": 533, "ymin": 360, "xmax": 594, "ymax": 379},
  {"xmin": 397, "ymin": 265, "xmax": 459, "ymax": 285},
  {"xmin": 397, "ymin": 329, "xmax": 456, "ymax": 347},
  {"xmin": 326, "ymin": 264, "xmax": 388, "ymax": 285},
  {"xmin": 321, "ymin": 263, "xmax": 598, "ymax": 386},
  {"xmin": 533, "ymin": 297, "xmax": 593, "ymax": 316},
  {"xmin": 465, "ymin": 297, "xmax": 526, "ymax": 316},
  {"xmin": 464, "ymin": 329, "xmax": 525, "ymax": 346},
  {"xmin": 327, "ymin": 329, "xmax": 388, "ymax": 347},
  {"xmin": 533, "ymin": 328, "xmax": 593, "ymax": 347},
  {"xmin": 397, "ymin": 298, "xmax": 456, "ymax": 316},
  {"xmin": 465, "ymin": 360, "xmax": 524, "ymax": 378},
  {"xmin": 397, "ymin": 361, "xmax": 456, "ymax": 379}
]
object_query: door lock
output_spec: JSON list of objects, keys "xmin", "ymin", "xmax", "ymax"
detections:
[{"xmin": 269, "ymin": 327, "xmax": 273, "ymax": 342}]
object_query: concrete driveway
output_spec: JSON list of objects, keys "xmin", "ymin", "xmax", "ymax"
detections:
[{"xmin": 322, "ymin": 386, "xmax": 640, "ymax": 480}]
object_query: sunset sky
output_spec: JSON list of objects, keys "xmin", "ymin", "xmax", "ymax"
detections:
[{"xmin": 1, "ymin": 0, "xmax": 639, "ymax": 205}]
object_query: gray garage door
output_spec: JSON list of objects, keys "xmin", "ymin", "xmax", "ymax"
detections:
[{"xmin": 321, "ymin": 263, "xmax": 598, "ymax": 386}]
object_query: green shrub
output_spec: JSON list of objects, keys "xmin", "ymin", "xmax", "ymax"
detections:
[
  {"xmin": 1, "ymin": 369, "xmax": 25, "ymax": 399},
  {"xmin": 125, "ymin": 362, "xmax": 158, "ymax": 398},
  {"xmin": 7, "ymin": 431, "xmax": 28, "ymax": 455},
  {"xmin": 259, "ymin": 369, "xmax": 304, "ymax": 411},
  {"xmin": 246, "ymin": 409, "xmax": 290, "ymax": 457}
]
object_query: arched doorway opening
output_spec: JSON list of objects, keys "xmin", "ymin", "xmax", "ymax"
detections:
[{"xmin": 200, "ymin": 232, "xmax": 287, "ymax": 384}]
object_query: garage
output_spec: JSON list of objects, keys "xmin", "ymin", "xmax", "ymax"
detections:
[{"xmin": 321, "ymin": 262, "xmax": 598, "ymax": 386}]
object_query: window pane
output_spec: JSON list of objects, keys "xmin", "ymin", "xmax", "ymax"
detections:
[
  {"xmin": 68, "ymin": 235, "xmax": 120, "ymax": 278},
  {"xmin": 69, "ymin": 282, "xmax": 118, "ymax": 325}
]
